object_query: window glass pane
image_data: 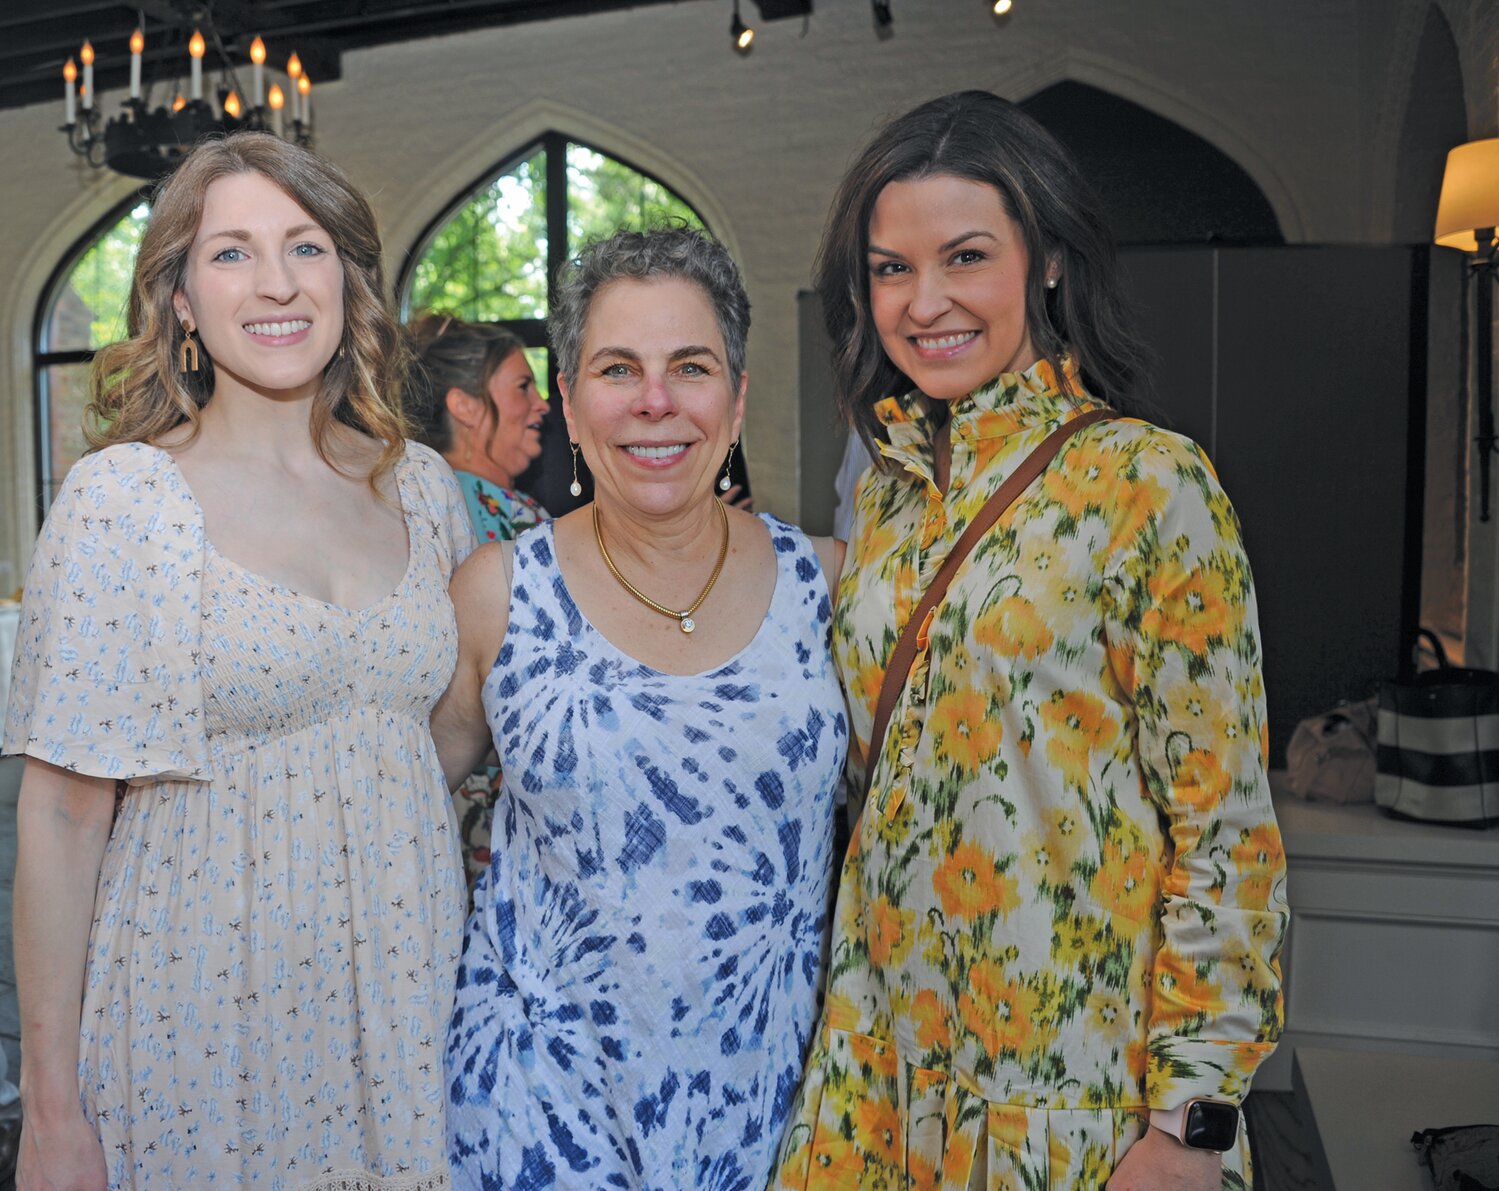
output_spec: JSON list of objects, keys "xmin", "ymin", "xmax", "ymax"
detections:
[
  {"xmin": 45, "ymin": 201, "xmax": 150, "ymax": 352},
  {"xmin": 407, "ymin": 148, "xmax": 548, "ymax": 323},
  {"xmin": 523, "ymin": 346, "xmax": 550, "ymax": 405},
  {"xmin": 40, "ymin": 363, "xmax": 93, "ymax": 504},
  {"xmin": 566, "ymin": 143, "xmax": 703, "ymax": 249}
]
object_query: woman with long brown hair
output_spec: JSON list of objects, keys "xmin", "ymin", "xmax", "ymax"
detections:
[
  {"xmin": 5, "ymin": 133, "xmax": 471, "ymax": 1188},
  {"xmin": 776, "ymin": 92, "xmax": 1287, "ymax": 1191}
]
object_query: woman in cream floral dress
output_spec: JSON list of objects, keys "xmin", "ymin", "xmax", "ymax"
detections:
[
  {"xmin": 776, "ymin": 92, "xmax": 1288, "ymax": 1190},
  {"xmin": 6, "ymin": 134, "xmax": 469, "ymax": 1189}
]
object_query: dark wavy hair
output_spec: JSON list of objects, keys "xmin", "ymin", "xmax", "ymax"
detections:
[
  {"xmin": 405, "ymin": 313, "xmax": 527, "ymax": 456},
  {"xmin": 815, "ymin": 90, "xmax": 1152, "ymax": 452}
]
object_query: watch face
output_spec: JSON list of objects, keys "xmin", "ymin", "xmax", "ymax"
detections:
[{"xmin": 1184, "ymin": 1101, "xmax": 1240, "ymax": 1151}]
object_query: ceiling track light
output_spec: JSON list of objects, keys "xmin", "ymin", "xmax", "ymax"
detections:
[
  {"xmin": 873, "ymin": 0, "xmax": 893, "ymax": 30},
  {"xmin": 731, "ymin": 1, "xmax": 755, "ymax": 51}
]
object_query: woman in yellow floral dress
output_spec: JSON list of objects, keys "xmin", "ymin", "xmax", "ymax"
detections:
[{"xmin": 775, "ymin": 91, "xmax": 1288, "ymax": 1191}]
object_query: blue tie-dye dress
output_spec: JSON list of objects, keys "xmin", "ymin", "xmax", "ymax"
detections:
[{"xmin": 445, "ymin": 516, "xmax": 847, "ymax": 1190}]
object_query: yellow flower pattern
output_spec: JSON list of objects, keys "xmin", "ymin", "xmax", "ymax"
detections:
[{"xmin": 776, "ymin": 361, "xmax": 1288, "ymax": 1189}]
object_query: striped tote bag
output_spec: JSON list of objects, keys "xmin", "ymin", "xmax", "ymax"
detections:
[{"xmin": 1376, "ymin": 636, "xmax": 1499, "ymax": 826}]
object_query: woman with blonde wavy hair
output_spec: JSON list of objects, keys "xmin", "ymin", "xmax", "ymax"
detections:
[{"xmin": 5, "ymin": 132, "xmax": 473, "ymax": 1188}]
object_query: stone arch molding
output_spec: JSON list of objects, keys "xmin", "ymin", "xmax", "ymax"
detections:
[
  {"xmin": 3, "ymin": 170, "xmax": 144, "ymax": 562},
  {"xmin": 382, "ymin": 98, "xmax": 741, "ymax": 281},
  {"xmin": 1000, "ymin": 49, "xmax": 1309, "ymax": 243}
]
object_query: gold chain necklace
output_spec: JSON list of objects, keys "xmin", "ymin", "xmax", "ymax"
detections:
[{"xmin": 592, "ymin": 499, "xmax": 729, "ymax": 634}]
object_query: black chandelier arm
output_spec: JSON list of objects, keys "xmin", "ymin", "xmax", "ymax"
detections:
[
  {"xmin": 206, "ymin": 23, "xmax": 249, "ymax": 104},
  {"xmin": 57, "ymin": 99, "xmax": 313, "ymax": 179},
  {"xmin": 62, "ymin": 110, "xmax": 102, "ymax": 158}
]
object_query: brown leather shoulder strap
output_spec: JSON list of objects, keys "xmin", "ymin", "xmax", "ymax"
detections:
[{"xmin": 860, "ymin": 407, "xmax": 1114, "ymax": 804}]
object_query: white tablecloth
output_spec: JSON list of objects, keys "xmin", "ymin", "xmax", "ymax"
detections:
[{"xmin": 0, "ymin": 601, "xmax": 19, "ymax": 732}]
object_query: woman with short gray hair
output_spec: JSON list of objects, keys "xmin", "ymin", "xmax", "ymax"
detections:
[{"xmin": 433, "ymin": 226, "xmax": 848, "ymax": 1188}]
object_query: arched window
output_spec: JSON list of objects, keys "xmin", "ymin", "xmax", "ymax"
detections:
[
  {"xmin": 34, "ymin": 195, "xmax": 151, "ymax": 510},
  {"xmin": 398, "ymin": 133, "xmax": 705, "ymax": 513}
]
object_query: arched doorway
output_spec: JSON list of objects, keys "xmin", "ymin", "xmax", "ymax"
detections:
[{"xmin": 1020, "ymin": 81, "xmax": 1283, "ymax": 245}]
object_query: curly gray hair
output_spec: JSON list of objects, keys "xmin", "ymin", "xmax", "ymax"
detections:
[{"xmin": 549, "ymin": 226, "xmax": 751, "ymax": 386}]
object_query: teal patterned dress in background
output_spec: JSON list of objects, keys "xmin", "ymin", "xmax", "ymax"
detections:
[{"xmin": 450, "ymin": 469, "xmax": 550, "ymax": 888}]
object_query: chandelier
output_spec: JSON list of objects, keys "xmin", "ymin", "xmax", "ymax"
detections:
[{"xmin": 61, "ymin": 23, "xmax": 313, "ymax": 180}]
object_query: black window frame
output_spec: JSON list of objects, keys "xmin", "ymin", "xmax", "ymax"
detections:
[{"xmin": 32, "ymin": 187, "xmax": 153, "ymax": 516}]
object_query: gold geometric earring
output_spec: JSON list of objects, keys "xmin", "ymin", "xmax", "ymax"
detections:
[
  {"xmin": 178, "ymin": 319, "xmax": 200, "ymax": 373},
  {"xmin": 569, "ymin": 441, "xmax": 583, "ymax": 498}
]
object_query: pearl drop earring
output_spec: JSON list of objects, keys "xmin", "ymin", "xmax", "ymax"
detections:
[{"xmin": 719, "ymin": 440, "xmax": 739, "ymax": 493}]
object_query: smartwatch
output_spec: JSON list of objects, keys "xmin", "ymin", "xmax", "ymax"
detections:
[{"xmin": 1149, "ymin": 1100, "xmax": 1240, "ymax": 1151}]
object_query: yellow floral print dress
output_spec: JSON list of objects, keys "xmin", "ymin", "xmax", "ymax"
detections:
[{"xmin": 776, "ymin": 360, "xmax": 1288, "ymax": 1190}]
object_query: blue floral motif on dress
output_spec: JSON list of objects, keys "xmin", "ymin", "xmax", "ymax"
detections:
[{"xmin": 445, "ymin": 516, "xmax": 846, "ymax": 1190}]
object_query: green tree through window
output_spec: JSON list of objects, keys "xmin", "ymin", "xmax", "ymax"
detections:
[{"xmin": 35, "ymin": 197, "xmax": 151, "ymax": 510}]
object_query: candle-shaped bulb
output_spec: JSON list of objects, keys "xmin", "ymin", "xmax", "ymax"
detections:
[
  {"xmin": 249, "ymin": 35, "xmax": 266, "ymax": 107},
  {"xmin": 172, "ymin": 93, "xmax": 186, "ymax": 112},
  {"xmin": 189, "ymin": 29, "xmax": 204, "ymax": 100},
  {"xmin": 297, "ymin": 75, "xmax": 310, "ymax": 97},
  {"xmin": 287, "ymin": 52, "xmax": 302, "ymax": 79},
  {"xmin": 267, "ymin": 83, "xmax": 285, "ymax": 111},
  {"xmin": 80, "ymin": 40, "xmax": 94, "ymax": 110},
  {"xmin": 129, "ymin": 28, "xmax": 144, "ymax": 100},
  {"xmin": 224, "ymin": 90, "xmax": 242, "ymax": 118},
  {"xmin": 64, "ymin": 56, "xmax": 77, "ymax": 124}
]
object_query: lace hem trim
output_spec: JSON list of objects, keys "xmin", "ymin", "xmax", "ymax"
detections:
[{"xmin": 303, "ymin": 1169, "xmax": 449, "ymax": 1191}]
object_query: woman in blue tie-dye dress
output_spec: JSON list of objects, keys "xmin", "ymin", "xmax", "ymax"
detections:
[{"xmin": 431, "ymin": 227, "xmax": 848, "ymax": 1190}]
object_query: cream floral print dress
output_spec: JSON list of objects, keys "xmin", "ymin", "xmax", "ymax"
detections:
[
  {"xmin": 775, "ymin": 359, "xmax": 1288, "ymax": 1190},
  {"xmin": 5, "ymin": 441, "xmax": 472, "ymax": 1190}
]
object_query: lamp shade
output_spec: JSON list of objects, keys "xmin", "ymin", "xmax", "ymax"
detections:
[{"xmin": 1435, "ymin": 137, "xmax": 1499, "ymax": 252}]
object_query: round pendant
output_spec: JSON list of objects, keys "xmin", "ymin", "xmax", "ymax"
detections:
[{"xmin": 680, "ymin": 616, "xmax": 696, "ymax": 634}]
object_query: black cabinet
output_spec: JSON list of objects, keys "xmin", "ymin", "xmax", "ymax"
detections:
[{"xmin": 1122, "ymin": 245, "xmax": 1458, "ymax": 764}]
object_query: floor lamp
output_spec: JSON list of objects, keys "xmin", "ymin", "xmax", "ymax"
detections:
[{"xmin": 1435, "ymin": 138, "xmax": 1499, "ymax": 520}]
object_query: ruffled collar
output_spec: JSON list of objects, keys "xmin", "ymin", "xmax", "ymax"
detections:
[{"xmin": 872, "ymin": 356, "xmax": 1094, "ymax": 480}]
